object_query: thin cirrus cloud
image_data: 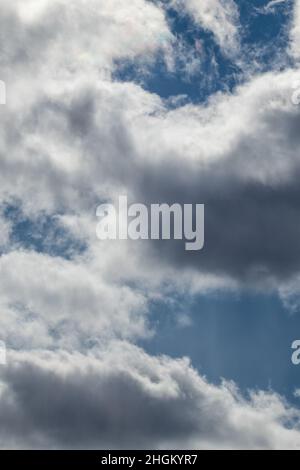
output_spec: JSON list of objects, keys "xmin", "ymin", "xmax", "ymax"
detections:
[{"xmin": 169, "ymin": 0, "xmax": 240, "ymax": 55}]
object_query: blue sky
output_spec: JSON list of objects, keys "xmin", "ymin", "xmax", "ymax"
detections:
[
  {"xmin": 143, "ymin": 292, "xmax": 300, "ymax": 405},
  {"xmin": 116, "ymin": 0, "xmax": 293, "ymax": 102}
]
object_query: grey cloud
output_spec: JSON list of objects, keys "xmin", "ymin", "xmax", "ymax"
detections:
[
  {"xmin": 124, "ymin": 78, "xmax": 300, "ymax": 286},
  {"xmin": 0, "ymin": 345, "xmax": 299, "ymax": 449},
  {"xmin": 135, "ymin": 150, "xmax": 300, "ymax": 284}
]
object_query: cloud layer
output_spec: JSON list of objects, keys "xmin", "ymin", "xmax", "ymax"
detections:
[
  {"xmin": 1, "ymin": 345, "xmax": 300, "ymax": 450},
  {"xmin": 0, "ymin": 0, "xmax": 300, "ymax": 450}
]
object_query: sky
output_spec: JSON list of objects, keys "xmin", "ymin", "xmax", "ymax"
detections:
[{"xmin": 1, "ymin": 0, "xmax": 300, "ymax": 450}]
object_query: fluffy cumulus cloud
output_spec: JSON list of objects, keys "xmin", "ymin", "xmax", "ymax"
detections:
[
  {"xmin": 0, "ymin": 251, "xmax": 149, "ymax": 349},
  {"xmin": 0, "ymin": 0, "xmax": 172, "ymax": 74},
  {"xmin": 0, "ymin": 0, "xmax": 300, "ymax": 450}
]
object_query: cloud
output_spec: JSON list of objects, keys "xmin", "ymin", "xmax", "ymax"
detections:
[
  {"xmin": 266, "ymin": 0, "xmax": 287, "ymax": 9},
  {"xmin": 0, "ymin": 0, "xmax": 172, "ymax": 76},
  {"xmin": 0, "ymin": 0, "xmax": 300, "ymax": 450},
  {"xmin": 0, "ymin": 2, "xmax": 300, "ymax": 298},
  {"xmin": 0, "ymin": 344, "xmax": 299, "ymax": 449},
  {"xmin": 169, "ymin": 0, "xmax": 240, "ymax": 55},
  {"xmin": 257, "ymin": 0, "xmax": 288, "ymax": 15},
  {"xmin": 1, "ymin": 7, "xmax": 300, "ymax": 296},
  {"xmin": 0, "ymin": 207, "xmax": 11, "ymax": 249},
  {"xmin": 122, "ymin": 69, "xmax": 300, "ymax": 288},
  {"xmin": 0, "ymin": 0, "xmax": 298, "ymax": 292},
  {"xmin": 0, "ymin": 250, "xmax": 150, "ymax": 350}
]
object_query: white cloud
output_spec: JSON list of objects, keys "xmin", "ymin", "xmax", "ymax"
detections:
[
  {"xmin": 0, "ymin": 0, "xmax": 172, "ymax": 76},
  {"xmin": 290, "ymin": 0, "xmax": 300, "ymax": 60},
  {"xmin": 1, "ymin": 24, "xmax": 300, "ymax": 295},
  {"xmin": 257, "ymin": 0, "xmax": 288, "ymax": 14},
  {"xmin": 0, "ymin": 250, "xmax": 149, "ymax": 349},
  {"xmin": 266, "ymin": 0, "xmax": 287, "ymax": 9}
]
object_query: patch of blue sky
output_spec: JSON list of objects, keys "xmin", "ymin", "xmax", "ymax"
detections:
[
  {"xmin": 237, "ymin": 0, "xmax": 293, "ymax": 69},
  {"xmin": 141, "ymin": 290, "xmax": 300, "ymax": 405},
  {"xmin": 114, "ymin": 7, "xmax": 242, "ymax": 103},
  {"xmin": 3, "ymin": 205, "xmax": 86, "ymax": 260},
  {"xmin": 114, "ymin": 1, "xmax": 293, "ymax": 104}
]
